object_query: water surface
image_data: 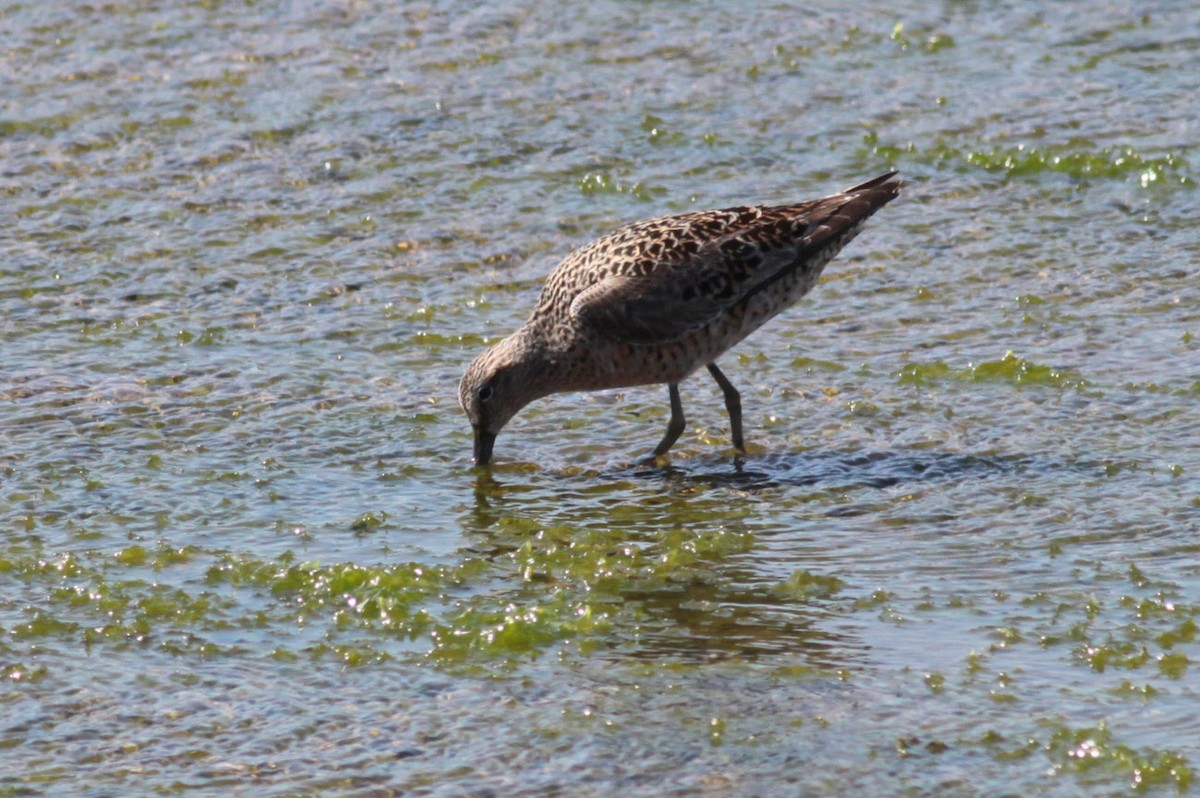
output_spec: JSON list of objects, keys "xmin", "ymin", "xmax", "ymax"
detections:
[{"xmin": 2, "ymin": 0, "xmax": 1199, "ymax": 795}]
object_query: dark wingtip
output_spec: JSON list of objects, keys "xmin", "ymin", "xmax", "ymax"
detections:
[{"xmin": 845, "ymin": 171, "xmax": 902, "ymax": 194}]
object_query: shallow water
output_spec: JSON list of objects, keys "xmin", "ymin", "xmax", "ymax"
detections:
[{"xmin": 2, "ymin": 0, "xmax": 1199, "ymax": 795}]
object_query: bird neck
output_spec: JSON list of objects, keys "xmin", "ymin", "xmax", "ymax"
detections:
[
  {"xmin": 505, "ymin": 322, "xmax": 578, "ymax": 397},
  {"xmin": 495, "ymin": 325, "xmax": 548, "ymax": 392}
]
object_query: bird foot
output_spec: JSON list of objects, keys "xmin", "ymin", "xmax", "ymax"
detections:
[{"xmin": 644, "ymin": 452, "xmax": 673, "ymax": 467}]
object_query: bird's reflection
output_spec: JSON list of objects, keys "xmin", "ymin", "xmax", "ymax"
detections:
[{"xmin": 460, "ymin": 454, "xmax": 874, "ymax": 667}]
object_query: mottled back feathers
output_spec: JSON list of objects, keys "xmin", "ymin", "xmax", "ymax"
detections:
[{"xmin": 536, "ymin": 172, "xmax": 901, "ymax": 345}]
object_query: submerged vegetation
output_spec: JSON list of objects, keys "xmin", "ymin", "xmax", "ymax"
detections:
[
  {"xmin": 862, "ymin": 132, "xmax": 1194, "ymax": 188},
  {"xmin": 897, "ymin": 351, "xmax": 1089, "ymax": 390},
  {"xmin": 3, "ymin": 519, "xmax": 763, "ymax": 667}
]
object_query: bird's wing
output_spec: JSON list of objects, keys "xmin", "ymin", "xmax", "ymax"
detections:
[{"xmin": 566, "ymin": 172, "xmax": 900, "ymax": 344}]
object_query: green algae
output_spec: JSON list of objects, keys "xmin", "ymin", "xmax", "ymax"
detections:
[
  {"xmin": 964, "ymin": 144, "xmax": 1187, "ymax": 184},
  {"xmin": 897, "ymin": 351, "xmax": 1087, "ymax": 389},
  {"xmin": 9, "ymin": 612, "xmax": 79, "ymax": 640},
  {"xmin": 862, "ymin": 132, "xmax": 1194, "ymax": 187},
  {"xmin": 789, "ymin": 356, "xmax": 847, "ymax": 373},
  {"xmin": 1, "ymin": 662, "xmax": 48, "ymax": 684},
  {"xmin": 503, "ymin": 521, "xmax": 755, "ymax": 594},
  {"xmin": 430, "ymin": 593, "xmax": 611, "ymax": 663},
  {"xmin": 889, "ymin": 23, "xmax": 956, "ymax": 54},
  {"xmin": 1, "ymin": 512, "xmax": 763, "ymax": 668},
  {"xmin": 968, "ymin": 564, "xmax": 1200, "ymax": 683},
  {"xmin": 982, "ymin": 722, "xmax": 1192, "ymax": 793},
  {"xmin": 203, "ymin": 553, "xmax": 472, "ymax": 632},
  {"xmin": 1157, "ymin": 651, "xmax": 1189, "ymax": 679},
  {"xmin": 772, "ymin": 569, "xmax": 843, "ymax": 601},
  {"xmin": 577, "ymin": 172, "xmax": 667, "ymax": 202},
  {"xmin": 640, "ymin": 115, "xmax": 686, "ymax": 147},
  {"xmin": 1042, "ymin": 723, "xmax": 1192, "ymax": 793},
  {"xmin": 749, "ymin": 21, "xmax": 955, "ymax": 77},
  {"xmin": 915, "ymin": 564, "xmax": 1200, "ymax": 793}
]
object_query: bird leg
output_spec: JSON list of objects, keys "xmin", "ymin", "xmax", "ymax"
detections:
[
  {"xmin": 652, "ymin": 382, "xmax": 686, "ymax": 457},
  {"xmin": 706, "ymin": 362, "xmax": 745, "ymax": 453}
]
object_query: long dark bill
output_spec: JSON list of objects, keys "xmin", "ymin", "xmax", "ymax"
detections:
[{"xmin": 473, "ymin": 428, "xmax": 496, "ymax": 466}]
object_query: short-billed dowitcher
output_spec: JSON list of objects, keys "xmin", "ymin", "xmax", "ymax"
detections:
[{"xmin": 460, "ymin": 172, "xmax": 901, "ymax": 465}]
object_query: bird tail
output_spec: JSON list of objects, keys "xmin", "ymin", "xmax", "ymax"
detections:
[{"xmin": 844, "ymin": 170, "xmax": 902, "ymax": 195}]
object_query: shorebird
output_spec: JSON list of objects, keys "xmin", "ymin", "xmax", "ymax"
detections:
[{"xmin": 459, "ymin": 171, "xmax": 901, "ymax": 465}]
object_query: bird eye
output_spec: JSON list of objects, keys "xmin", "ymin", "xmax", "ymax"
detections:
[{"xmin": 478, "ymin": 383, "xmax": 494, "ymax": 403}]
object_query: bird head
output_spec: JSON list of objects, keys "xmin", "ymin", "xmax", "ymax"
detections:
[{"xmin": 458, "ymin": 337, "xmax": 546, "ymax": 466}]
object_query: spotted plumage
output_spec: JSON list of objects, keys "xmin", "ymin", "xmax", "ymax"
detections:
[{"xmin": 459, "ymin": 172, "xmax": 902, "ymax": 465}]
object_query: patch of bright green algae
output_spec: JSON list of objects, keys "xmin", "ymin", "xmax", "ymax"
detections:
[
  {"xmin": 897, "ymin": 350, "xmax": 1087, "ymax": 389},
  {"xmin": 203, "ymin": 552, "xmax": 619, "ymax": 665},
  {"xmin": 2, "ymin": 544, "xmax": 228, "ymax": 646},
  {"xmin": 204, "ymin": 554, "xmax": 470, "ymax": 629},
  {"xmin": 4, "ymin": 513, "xmax": 779, "ymax": 669},
  {"xmin": 425, "ymin": 518, "xmax": 762, "ymax": 663},
  {"xmin": 862, "ymin": 132, "xmax": 1194, "ymax": 188}
]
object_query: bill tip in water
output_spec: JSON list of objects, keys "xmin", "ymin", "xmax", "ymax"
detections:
[{"xmin": 473, "ymin": 429, "xmax": 496, "ymax": 466}]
